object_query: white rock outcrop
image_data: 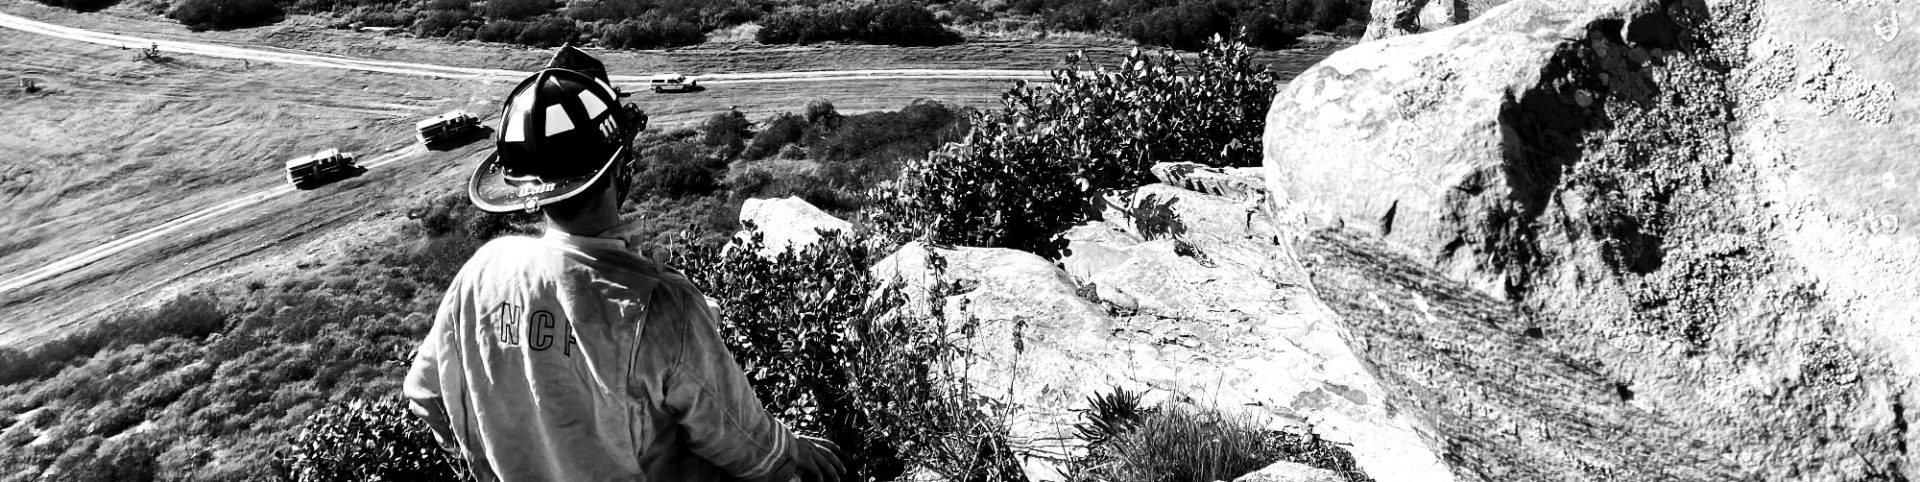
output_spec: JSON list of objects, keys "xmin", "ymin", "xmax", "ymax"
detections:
[{"xmin": 735, "ymin": 196, "xmax": 852, "ymax": 257}]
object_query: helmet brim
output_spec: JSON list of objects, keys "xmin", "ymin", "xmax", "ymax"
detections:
[{"xmin": 467, "ymin": 144, "xmax": 623, "ymax": 213}]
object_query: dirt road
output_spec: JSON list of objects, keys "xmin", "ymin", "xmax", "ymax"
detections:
[
  {"xmin": 0, "ymin": 146, "xmax": 424, "ymax": 296},
  {"xmin": 0, "ymin": 11, "xmax": 1051, "ymax": 300},
  {"xmin": 0, "ymin": 11, "xmax": 1051, "ymax": 87}
]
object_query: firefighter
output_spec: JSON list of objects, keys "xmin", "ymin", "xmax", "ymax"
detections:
[{"xmin": 403, "ymin": 46, "xmax": 846, "ymax": 482}]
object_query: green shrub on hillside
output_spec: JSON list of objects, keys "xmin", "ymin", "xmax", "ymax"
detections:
[
  {"xmin": 168, "ymin": 0, "xmax": 283, "ymax": 31},
  {"xmin": 871, "ymin": 36, "xmax": 1277, "ymax": 257},
  {"xmin": 0, "ymin": 194, "xmax": 526, "ymax": 481},
  {"xmin": 516, "ymin": 16, "xmax": 580, "ymax": 47},
  {"xmin": 597, "ymin": 15, "xmax": 706, "ymax": 49},
  {"xmin": 669, "ymin": 229, "xmax": 1026, "ymax": 481},
  {"xmin": 1009, "ymin": 0, "xmax": 1355, "ymax": 49},
  {"xmin": 757, "ymin": 3, "xmax": 962, "ymax": 46},
  {"xmin": 276, "ymin": 396, "xmax": 469, "ymax": 482},
  {"xmin": 32, "ymin": 0, "xmax": 120, "ymax": 13},
  {"xmin": 474, "ymin": 18, "xmax": 529, "ymax": 43}
]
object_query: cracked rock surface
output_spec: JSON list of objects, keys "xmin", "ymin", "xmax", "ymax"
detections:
[{"xmin": 1267, "ymin": 0, "xmax": 1918, "ymax": 480}]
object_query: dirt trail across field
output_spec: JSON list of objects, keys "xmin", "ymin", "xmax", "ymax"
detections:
[
  {"xmin": 0, "ymin": 146, "xmax": 424, "ymax": 296},
  {"xmin": 0, "ymin": 11, "xmax": 1051, "ymax": 87}
]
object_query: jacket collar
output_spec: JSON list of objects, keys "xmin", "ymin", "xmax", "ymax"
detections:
[{"xmin": 542, "ymin": 227, "xmax": 629, "ymax": 252}]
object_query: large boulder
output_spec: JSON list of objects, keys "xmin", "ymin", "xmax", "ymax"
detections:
[
  {"xmin": 735, "ymin": 196, "xmax": 851, "ymax": 257},
  {"xmin": 1234, "ymin": 461, "xmax": 1343, "ymax": 482},
  {"xmin": 874, "ymin": 182, "xmax": 1456, "ymax": 481},
  {"xmin": 1267, "ymin": 0, "xmax": 1918, "ymax": 479}
]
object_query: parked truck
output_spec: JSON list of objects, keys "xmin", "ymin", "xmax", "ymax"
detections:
[
  {"xmin": 416, "ymin": 110, "xmax": 481, "ymax": 147},
  {"xmin": 285, "ymin": 148, "xmax": 358, "ymax": 189},
  {"xmin": 649, "ymin": 73, "xmax": 698, "ymax": 93}
]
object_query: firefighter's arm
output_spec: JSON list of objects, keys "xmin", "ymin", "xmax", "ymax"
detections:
[
  {"xmin": 403, "ymin": 285, "xmax": 461, "ymax": 450},
  {"xmin": 660, "ymin": 290, "xmax": 820, "ymax": 482}
]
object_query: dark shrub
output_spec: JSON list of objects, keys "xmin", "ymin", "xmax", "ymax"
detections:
[
  {"xmin": 1308, "ymin": 0, "xmax": 1355, "ymax": 31},
  {"xmin": 1124, "ymin": 2, "xmax": 1230, "ymax": 51},
  {"xmin": 805, "ymin": 99, "xmax": 842, "ymax": 127},
  {"xmin": 169, "ymin": 0, "xmax": 284, "ymax": 31},
  {"xmin": 346, "ymin": 7, "xmax": 415, "ymax": 27},
  {"xmin": 699, "ymin": 110, "xmax": 752, "ymax": 153},
  {"xmin": 871, "ymin": 37, "xmax": 1277, "ymax": 256},
  {"xmin": 415, "ymin": 9, "xmax": 475, "ymax": 37},
  {"xmin": 562, "ymin": 0, "xmax": 644, "ymax": 22},
  {"xmin": 744, "ymin": 113, "xmax": 807, "ymax": 160},
  {"xmin": 1237, "ymin": 7, "xmax": 1305, "ymax": 49},
  {"xmin": 757, "ymin": 3, "xmax": 959, "ymax": 46},
  {"xmin": 276, "ymin": 396, "xmax": 469, "ymax": 481},
  {"xmin": 474, "ymin": 18, "xmax": 527, "ymax": 42},
  {"xmin": 946, "ymin": 0, "xmax": 985, "ymax": 23},
  {"xmin": 597, "ymin": 14, "xmax": 706, "ymax": 49},
  {"xmin": 668, "ymin": 230, "xmax": 1027, "ymax": 481},
  {"xmin": 483, "ymin": 0, "xmax": 547, "ymax": 20},
  {"xmin": 35, "ymin": 0, "xmax": 121, "ymax": 13},
  {"xmin": 633, "ymin": 140, "xmax": 728, "ymax": 198},
  {"xmin": 422, "ymin": 0, "xmax": 467, "ymax": 11},
  {"xmin": 515, "ymin": 16, "xmax": 578, "ymax": 47}
]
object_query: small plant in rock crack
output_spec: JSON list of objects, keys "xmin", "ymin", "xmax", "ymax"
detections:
[{"xmin": 1073, "ymin": 387, "xmax": 1154, "ymax": 452}]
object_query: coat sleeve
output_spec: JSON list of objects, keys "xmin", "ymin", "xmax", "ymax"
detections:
[
  {"xmin": 404, "ymin": 276, "xmax": 462, "ymax": 450},
  {"xmin": 658, "ymin": 286, "xmax": 798, "ymax": 482}
]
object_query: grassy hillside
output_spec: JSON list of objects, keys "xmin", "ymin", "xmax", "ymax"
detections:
[
  {"xmin": 0, "ymin": 38, "xmax": 1334, "ymax": 482},
  {"xmin": 36, "ymin": 0, "xmax": 1371, "ymax": 51},
  {"xmin": 0, "ymin": 98, "xmax": 970, "ymax": 481}
]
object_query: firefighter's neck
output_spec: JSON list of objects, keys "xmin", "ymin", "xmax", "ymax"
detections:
[{"xmin": 544, "ymin": 188, "xmax": 621, "ymax": 238}]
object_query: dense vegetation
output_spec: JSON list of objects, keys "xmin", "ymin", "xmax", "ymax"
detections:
[
  {"xmin": 870, "ymin": 35, "xmax": 1278, "ymax": 257},
  {"xmin": 619, "ymin": 99, "xmax": 970, "ymax": 251},
  {"xmin": 34, "ymin": 0, "xmax": 1370, "ymax": 50},
  {"xmin": 756, "ymin": 2, "xmax": 961, "ymax": 46}
]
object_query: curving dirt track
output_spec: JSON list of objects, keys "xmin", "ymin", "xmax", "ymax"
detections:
[{"xmin": 0, "ymin": 11, "xmax": 1052, "ymax": 86}]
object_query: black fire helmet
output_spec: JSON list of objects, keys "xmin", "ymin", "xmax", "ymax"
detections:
[{"xmin": 468, "ymin": 47, "xmax": 631, "ymax": 213}]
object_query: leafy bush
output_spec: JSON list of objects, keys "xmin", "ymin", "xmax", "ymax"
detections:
[
  {"xmin": 871, "ymin": 36, "xmax": 1277, "ymax": 257},
  {"xmin": 1122, "ymin": 2, "xmax": 1230, "ymax": 51},
  {"xmin": 699, "ymin": 109, "xmax": 753, "ymax": 154},
  {"xmin": 1000, "ymin": 0, "xmax": 1358, "ymax": 49},
  {"xmin": 744, "ymin": 112, "xmax": 808, "ymax": 160},
  {"xmin": 276, "ymin": 396, "xmax": 470, "ymax": 482},
  {"xmin": 415, "ymin": 9, "xmax": 476, "ymax": 38},
  {"xmin": 632, "ymin": 135, "xmax": 729, "ymax": 198},
  {"xmin": 345, "ymin": 6, "xmax": 415, "ymax": 27},
  {"xmin": 33, "ymin": 0, "xmax": 120, "ymax": 13},
  {"xmin": 757, "ymin": 3, "xmax": 961, "ymax": 46},
  {"xmin": 516, "ymin": 15, "xmax": 579, "ymax": 47},
  {"xmin": 474, "ymin": 18, "xmax": 527, "ymax": 43},
  {"xmin": 668, "ymin": 229, "xmax": 1026, "ymax": 481},
  {"xmin": 597, "ymin": 15, "xmax": 706, "ymax": 49},
  {"xmin": 483, "ymin": 0, "xmax": 547, "ymax": 20},
  {"xmin": 168, "ymin": 0, "xmax": 283, "ymax": 31}
]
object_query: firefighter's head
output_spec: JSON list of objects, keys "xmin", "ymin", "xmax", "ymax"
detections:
[{"xmin": 468, "ymin": 50, "xmax": 637, "ymax": 220}]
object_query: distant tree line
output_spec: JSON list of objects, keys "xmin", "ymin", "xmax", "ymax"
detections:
[
  {"xmin": 755, "ymin": 3, "xmax": 961, "ymax": 46},
  {"xmin": 1001, "ymin": 0, "xmax": 1368, "ymax": 50}
]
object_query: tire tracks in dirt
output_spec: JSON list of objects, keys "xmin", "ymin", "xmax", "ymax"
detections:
[
  {"xmin": 0, "ymin": 11, "xmax": 1051, "ymax": 87},
  {"xmin": 0, "ymin": 145, "xmax": 423, "ymax": 296}
]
